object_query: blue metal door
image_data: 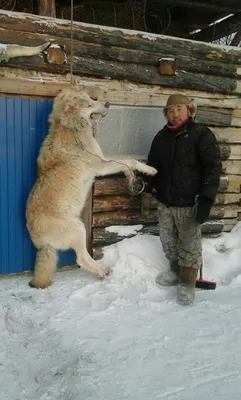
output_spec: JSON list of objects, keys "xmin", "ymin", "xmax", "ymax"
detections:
[{"xmin": 0, "ymin": 97, "xmax": 76, "ymax": 275}]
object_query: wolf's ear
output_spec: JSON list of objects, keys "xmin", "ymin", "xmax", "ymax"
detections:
[{"xmin": 57, "ymin": 89, "xmax": 71, "ymax": 102}]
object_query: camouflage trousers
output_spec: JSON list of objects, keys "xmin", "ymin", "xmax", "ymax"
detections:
[{"xmin": 157, "ymin": 201, "xmax": 202, "ymax": 270}]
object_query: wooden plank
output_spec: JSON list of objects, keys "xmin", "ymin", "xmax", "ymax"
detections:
[
  {"xmin": 212, "ymin": 127, "xmax": 241, "ymax": 144},
  {"xmin": 1, "ymin": 53, "xmax": 238, "ymax": 94},
  {"xmin": 225, "ymin": 175, "xmax": 241, "ymax": 193},
  {"xmin": 93, "ymin": 174, "xmax": 239, "ymax": 197},
  {"xmin": 223, "ymin": 218, "xmax": 238, "ymax": 232},
  {"xmin": 92, "ymin": 219, "xmax": 225, "ymax": 247},
  {"xmin": 227, "ymin": 145, "xmax": 241, "ymax": 160},
  {"xmin": 195, "ymin": 108, "xmax": 232, "ymax": 126},
  {"xmin": 0, "ymin": 71, "xmax": 240, "ymax": 110},
  {"xmin": 93, "ymin": 225, "xmax": 160, "ymax": 246},
  {"xmin": 232, "ymin": 109, "xmax": 241, "ymax": 118},
  {"xmin": 231, "ymin": 117, "xmax": 241, "ymax": 128},
  {"xmin": 94, "ymin": 177, "xmax": 128, "ymax": 196},
  {"xmin": 38, "ymin": 0, "xmax": 56, "ymax": 17},
  {"xmin": 223, "ymin": 161, "xmax": 241, "ymax": 175},
  {"xmin": 0, "ymin": 27, "xmax": 240, "ymax": 79},
  {"xmin": 215, "ymin": 193, "xmax": 240, "ymax": 205},
  {"xmin": 93, "ymin": 209, "xmax": 158, "ymax": 227},
  {"xmin": 92, "ymin": 201, "xmax": 233, "ymax": 227},
  {"xmin": 93, "ymin": 195, "xmax": 140, "ymax": 213}
]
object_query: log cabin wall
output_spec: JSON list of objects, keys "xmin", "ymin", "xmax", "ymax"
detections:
[{"xmin": 0, "ymin": 10, "xmax": 240, "ymax": 260}]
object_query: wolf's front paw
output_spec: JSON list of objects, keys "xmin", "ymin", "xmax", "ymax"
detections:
[
  {"xmin": 145, "ymin": 166, "xmax": 158, "ymax": 176},
  {"xmin": 96, "ymin": 267, "xmax": 112, "ymax": 279}
]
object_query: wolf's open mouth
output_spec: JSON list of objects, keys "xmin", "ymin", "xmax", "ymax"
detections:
[
  {"xmin": 90, "ymin": 113, "xmax": 103, "ymax": 122},
  {"xmin": 90, "ymin": 111, "xmax": 108, "ymax": 122}
]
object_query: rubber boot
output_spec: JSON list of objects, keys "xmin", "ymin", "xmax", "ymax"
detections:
[
  {"xmin": 156, "ymin": 261, "xmax": 180, "ymax": 287},
  {"xmin": 177, "ymin": 266, "xmax": 199, "ymax": 306}
]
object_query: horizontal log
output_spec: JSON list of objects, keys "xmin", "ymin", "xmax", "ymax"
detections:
[
  {"xmin": 92, "ymin": 199, "xmax": 238, "ymax": 227},
  {"xmin": 223, "ymin": 161, "xmax": 241, "ymax": 176},
  {"xmin": 93, "ymin": 195, "xmax": 140, "ymax": 213},
  {"xmin": 0, "ymin": 27, "xmax": 240, "ymax": 79},
  {"xmin": 212, "ymin": 127, "xmax": 241, "ymax": 144},
  {"xmin": 201, "ymin": 220, "xmax": 224, "ymax": 234},
  {"xmin": 233, "ymin": 109, "xmax": 241, "ymax": 118},
  {"xmin": 195, "ymin": 107, "xmax": 232, "ymax": 126},
  {"xmin": 231, "ymin": 116, "xmax": 241, "ymax": 128},
  {"xmin": 1, "ymin": 11, "xmax": 241, "ymax": 65},
  {"xmin": 217, "ymin": 145, "xmax": 241, "ymax": 161},
  {"xmin": 221, "ymin": 175, "xmax": 241, "ymax": 193},
  {"xmin": 223, "ymin": 205, "xmax": 241, "ymax": 218},
  {"xmin": 0, "ymin": 70, "xmax": 240, "ymax": 111},
  {"xmin": 93, "ymin": 174, "xmax": 240, "ymax": 198},
  {"xmin": 222, "ymin": 145, "xmax": 241, "ymax": 160},
  {"xmin": 215, "ymin": 193, "xmax": 240, "ymax": 205},
  {"xmin": 92, "ymin": 209, "xmax": 158, "ymax": 227},
  {"xmin": 223, "ymin": 218, "xmax": 238, "ymax": 232},
  {"xmin": 94, "ymin": 177, "xmax": 128, "ymax": 196},
  {"xmin": 2, "ymin": 52, "xmax": 238, "ymax": 95},
  {"xmin": 93, "ymin": 219, "xmax": 225, "ymax": 246},
  {"xmin": 93, "ymin": 225, "xmax": 160, "ymax": 246}
]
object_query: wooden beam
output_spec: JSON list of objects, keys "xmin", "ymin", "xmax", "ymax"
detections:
[
  {"xmin": 1, "ymin": 11, "xmax": 241, "ymax": 66},
  {"xmin": 1, "ymin": 53, "xmax": 238, "ymax": 95},
  {"xmin": 92, "ymin": 219, "xmax": 225, "ymax": 248},
  {"xmin": 223, "ymin": 160, "xmax": 241, "ymax": 175},
  {"xmin": 38, "ymin": 0, "xmax": 56, "ymax": 18},
  {"xmin": 0, "ymin": 68, "xmax": 240, "ymax": 110},
  {"xmin": 212, "ymin": 127, "xmax": 241, "ymax": 144},
  {"xmin": 0, "ymin": 26, "xmax": 240, "ymax": 79}
]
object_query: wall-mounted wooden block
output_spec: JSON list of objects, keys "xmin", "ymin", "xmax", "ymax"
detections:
[{"xmin": 159, "ymin": 57, "xmax": 176, "ymax": 76}]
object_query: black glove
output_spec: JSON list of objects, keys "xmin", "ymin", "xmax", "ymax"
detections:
[{"xmin": 195, "ymin": 195, "xmax": 214, "ymax": 224}]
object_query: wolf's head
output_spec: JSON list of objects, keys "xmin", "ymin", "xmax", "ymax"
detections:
[{"xmin": 49, "ymin": 89, "xmax": 110, "ymax": 129}]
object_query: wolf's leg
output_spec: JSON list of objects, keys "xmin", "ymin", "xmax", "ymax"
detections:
[
  {"xmin": 70, "ymin": 219, "xmax": 111, "ymax": 278},
  {"xmin": 29, "ymin": 245, "xmax": 58, "ymax": 289},
  {"xmin": 95, "ymin": 159, "xmax": 157, "ymax": 177}
]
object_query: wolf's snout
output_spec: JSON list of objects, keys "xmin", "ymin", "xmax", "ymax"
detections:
[{"xmin": 105, "ymin": 102, "xmax": 110, "ymax": 108}]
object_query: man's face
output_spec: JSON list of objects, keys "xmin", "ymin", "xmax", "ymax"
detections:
[{"xmin": 166, "ymin": 105, "xmax": 191, "ymax": 126}]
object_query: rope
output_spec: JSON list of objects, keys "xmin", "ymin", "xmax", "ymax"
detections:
[{"xmin": 70, "ymin": 0, "xmax": 74, "ymax": 85}]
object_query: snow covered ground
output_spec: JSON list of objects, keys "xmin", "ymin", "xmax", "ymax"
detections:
[{"xmin": 1, "ymin": 224, "xmax": 241, "ymax": 400}]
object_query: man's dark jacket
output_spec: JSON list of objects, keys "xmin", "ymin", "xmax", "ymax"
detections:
[{"xmin": 145, "ymin": 118, "xmax": 222, "ymax": 207}]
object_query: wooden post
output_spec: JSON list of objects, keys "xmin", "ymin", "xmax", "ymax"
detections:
[{"xmin": 38, "ymin": 0, "xmax": 56, "ymax": 17}]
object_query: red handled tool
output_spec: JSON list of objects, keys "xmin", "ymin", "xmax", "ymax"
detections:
[{"xmin": 195, "ymin": 266, "xmax": 216, "ymax": 290}]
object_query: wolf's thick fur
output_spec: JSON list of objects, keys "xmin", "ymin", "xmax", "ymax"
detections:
[{"xmin": 26, "ymin": 90, "xmax": 157, "ymax": 288}]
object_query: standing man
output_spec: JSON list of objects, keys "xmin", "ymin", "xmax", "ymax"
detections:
[{"xmin": 142, "ymin": 94, "xmax": 222, "ymax": 306}]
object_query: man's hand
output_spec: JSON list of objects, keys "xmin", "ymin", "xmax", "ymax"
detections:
[{"xmin": 195, "ymin": 195, "xmax": 214, "ymax": 224}]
